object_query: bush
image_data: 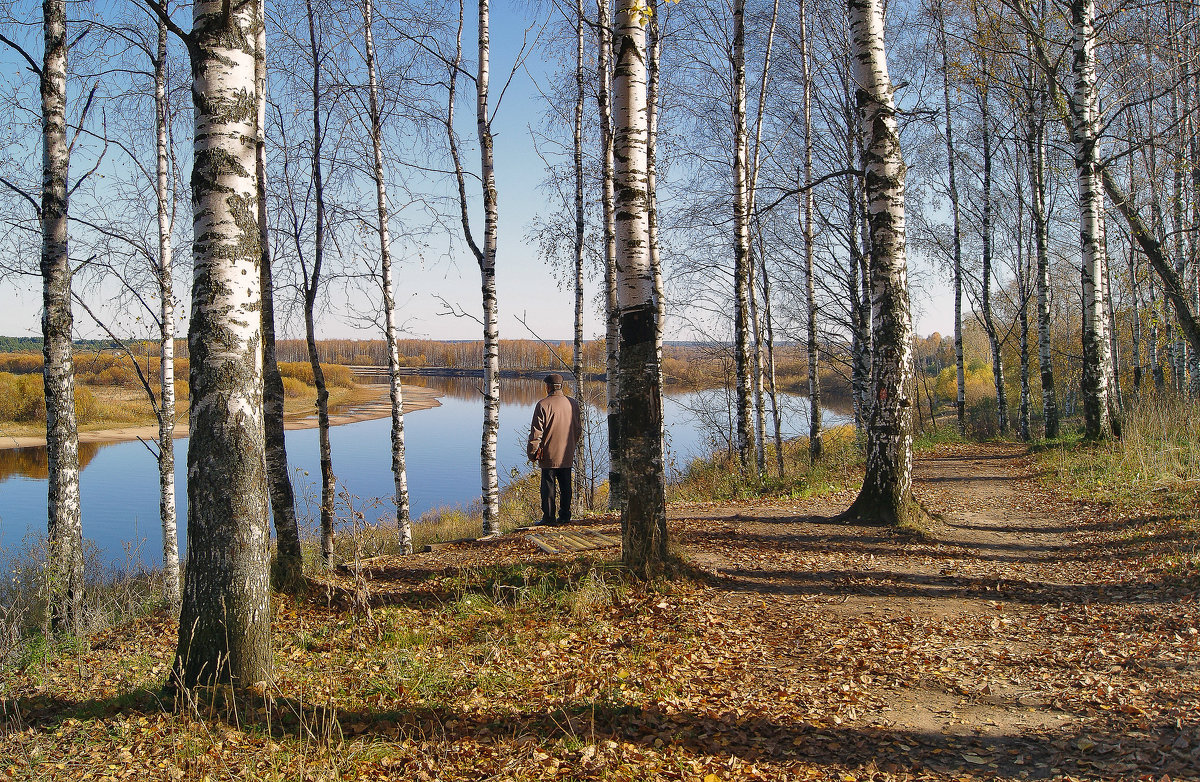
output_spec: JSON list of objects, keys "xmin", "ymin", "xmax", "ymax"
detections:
[
  {"xmin": 281, "ymin": 376, "xmax": 308, "ymax": 399},
  {"xmin": 0, "ymin": 352, "xmax": 42, "ymax": 375},
  {"xmin": 0, "ymin": 372, "xmax": 45, "ymax": 422},
  {"xmin": 278, "ymin": 361, "xmax": 354, "ymax": 388}
]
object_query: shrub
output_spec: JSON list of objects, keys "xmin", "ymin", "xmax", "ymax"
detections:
[
  {"xmin": 0, "ymin": 372, "xmax": 45, "ymax": 422},
  {"xmin": 278, "ymin": 361, "xmax": 354, "ymax": 388},
  {"xmin": 281, "ymin": 376, "xmax": 308, "ymax": 398},
  {"xmin": 0, "ymin": 352, "xmax": 42, "ymax": 375}
]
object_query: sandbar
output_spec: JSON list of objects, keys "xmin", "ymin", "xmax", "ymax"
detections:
[{"xmin": 0, "ymin": 383, "xmax": 441, "ymax": 451}]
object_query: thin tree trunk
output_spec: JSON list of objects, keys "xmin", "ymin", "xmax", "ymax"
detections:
[
  {"xmin": 840, "ymin": 0, "xmax": 918, "ymax": 527},
  {"xmin": 937, "ymin": 1, "xmax": 966, "ymax": 436},
  {"xmin": 597, "ymin": 0, "xmax": 622, "ymax": 511},
  {"xmin": 446, "ymin": 0, "xmax": 500, "ymax": 535},
  {"xmin": 257, "ymin": 0, "xmax": 303, "ymax": 591},
  {"xmin": 304, "ymin": 0, "xmax": 336, "ymax": 563},
  {"xmin": 612, "ymin": 0, "xmax": 667, "ymax": 578},
  {"xmin": 364, "ymin": 0, "xmax": 412, "ymax": 552},
  {"xmin": 173, "ymin": 0, "xmax": 272, "ymax": 688},
  {"xmin": 1016, "ymin": 145, "xmax": 1032, "ymax": 441},
  {"xmin": 41, "ymin": 0, "xmax": 83, "ymax": 634},
  {"xmin": 732, "ymin": 0, "xmax": 754, "ymax": 472},
  {"xmin": 979, "ymin": 89, "xmax": 1008, "ymax": 434},
  {"xmin": 758, "ymin": 235, "xmax": 784, "ymax": 477},
  {"xmin": 800, "ymin": 0, "xmax": 820, "ymax": 462},
  {"xmin": 573, "ymin": 0, "xmax": 587, "ymax": 514},
  {"xmin": 1025, "ymin": 52, "xmax": 1059, "ymax": 437},
  {"xmin": 476, "ymin": 0, "xmax": 501, "ymax": 537},
  {"xmin": 154, "ymin": 16, "xmax": 180, "ymax": 608}
]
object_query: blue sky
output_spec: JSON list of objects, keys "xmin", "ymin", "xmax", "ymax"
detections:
[{"xmin": 0, "ymin": 0, "xmax": 953, "ymax": 345}]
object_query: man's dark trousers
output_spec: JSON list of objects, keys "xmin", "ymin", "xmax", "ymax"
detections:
[{"xmin": 540, "ymin": 467, "xmax": 572, "ymax": 524}]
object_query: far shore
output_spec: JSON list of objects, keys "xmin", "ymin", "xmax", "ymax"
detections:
[{"xmin": 0, "ymin": 382, "xmax": 442, "ymax": 451}]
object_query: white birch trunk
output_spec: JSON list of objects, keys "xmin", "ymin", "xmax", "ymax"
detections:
[
  {"xmin": 573, "ymin": 0, "xmax": 587, "ymax": 511},
  {"xmin": 477, "ymin": 0, "xmax": 501, "ymax": 537},
  {"xmin": 173, "ymin": 0, "xmax": 271, "ymax": 687},
  {"xmin": 364, "ymin": 0, "xmax": 412, "ymax": 552},
  {"xmin": 841, "ymin": 0, "xmax": 917, "ymax": 527},
  {"xmin": 41, "ymin": 0, "xmax": 83, "ymax": 634},
  {"xmin": 613, "ymin": 0, "xmax": 667, "ymax": 577},
  {"xmin": 979, "ymin": 95, "xmax": 1008, "ymax": 433},
  {"xmin": 1026, "ymin": 58, "xmax": 1059, "ymax": 437},
  {"xmin": 154, "ymin": 18, "xmax": 180, "ymax": 608},
  {"xmin": 1071, "ymin": 0, "xmax": 1118, "ymax": 439},
  {"xmin": 731, "ymin": 0, "xmax": 754, "ymax": 472}
]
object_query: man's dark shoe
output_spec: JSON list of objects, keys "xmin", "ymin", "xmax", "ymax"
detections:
[{"xmin": 534, "ymin": 519, "xmax": 555, "ymax": 527}]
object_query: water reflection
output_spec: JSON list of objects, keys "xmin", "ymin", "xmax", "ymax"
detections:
[
  {"xmin": 404, "ymin": 374, "xmax": 603, "ymax": 408},
  {"xmin": 0, "ymin": 441, "xmax": 106, "ymax": 483}
]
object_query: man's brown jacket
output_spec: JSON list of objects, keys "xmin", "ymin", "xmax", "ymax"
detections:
[{"xmin": 528, "ymin": 390, "xmax": 582, "ymax": 469}]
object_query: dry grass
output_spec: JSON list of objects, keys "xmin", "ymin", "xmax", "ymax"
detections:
[
  {"xmin": 1041, "ymin": 392, "xmax": 1200, "ymax": 517},
  {"xmin": 668, "ymin": 424, "xmax": 861, "ymax": 504}
]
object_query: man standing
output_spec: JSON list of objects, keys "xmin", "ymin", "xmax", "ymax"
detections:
[{"xmin": 528, "ymin": 373, "xmax": 583, "ymax": 526}]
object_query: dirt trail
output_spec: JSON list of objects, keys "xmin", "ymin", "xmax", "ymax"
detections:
[{"xmin": 668, "ymin": 442, "xmax": 1199, "ymax": 778}]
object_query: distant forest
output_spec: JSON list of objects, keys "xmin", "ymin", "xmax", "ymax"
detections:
[{"xmin": 0, "ymin": 337, "xmax": 124, "ymax": 353}]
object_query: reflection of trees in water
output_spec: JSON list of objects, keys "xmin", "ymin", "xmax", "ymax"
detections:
[
  {"xmin": 0, "ymin": 441, "xmax": 104, "ymax": 482},
  {"xmin": 411, "ymin": 376, "xmax": 605, "ymax": 409}
]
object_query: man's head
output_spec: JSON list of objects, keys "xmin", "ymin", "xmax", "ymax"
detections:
[{"xmin": 544, "ymin": 373, "xmax": 564, "ymax": 391}]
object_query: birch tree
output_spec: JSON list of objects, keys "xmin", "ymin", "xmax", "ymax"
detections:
[
  {"xmin": 731, "ymin": 0, "xmax": 755, "ymax": 472},
  {"xmin": 612, "ymin": 0, "xmax": 667, "ymax": 577},
  {"xmin": 166, "ymin": 0, "xmax": 272, "ymax": 687},
  {"xmin": 0, "ymin": 0, "xmax": 88, "ymax": 633},
  {"xmin": 445, "ymin": 0, "xmax": 501, "ymax": 536},
  {"xmin": 363, "ymin": 0, "xmax": 413, "ymax": 552},
  {"xmin": 840, "ymin": 0, "xmax": 919, "ymax": 527}
]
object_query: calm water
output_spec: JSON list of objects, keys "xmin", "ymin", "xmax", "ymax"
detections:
[{"xmin": 0, "ymin": 377, "xmax": 848, "ymax": 568}]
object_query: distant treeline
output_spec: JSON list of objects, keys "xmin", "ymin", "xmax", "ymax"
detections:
[
  {"xmin": 0, "ymin": 337, "xmax": 125, "ymax": 353},
  {"xmin": 0, "ymin": 336, "xmax": 825, "ymax": 393}
]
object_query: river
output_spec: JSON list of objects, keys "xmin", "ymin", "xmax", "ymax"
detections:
[{"xmin": 0, "ymin": 376, "xmax": 849, "ymax": 569}]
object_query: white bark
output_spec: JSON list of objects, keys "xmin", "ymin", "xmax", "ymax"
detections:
[
  {"xmin": 842, "ymin": 0, "xmax": 916, "ymax": 527},
  {"xmin": 477, "ymin": 0, "xmax": 501, "ymax": 536},
  {"xmin": 303, "ymin": 0, "xmax": 336, "ymax": 564},
  {"xmin": 364, "ymin": 0, "xmax": 412, "ymax": 552},
  {"xmin": 800, "ymin": 0, "xmax": 820, "ymax": 462},
  {"xmin": 1071, "ymin": 0, "xmax": 1118, "ymax": 439},
  {"xmin": 154, "ymin": 17, "xmax": 180, "ymax": 609},
  {"xmin": 174, "ymin": 0, "xmax": 271, "ymax": 687},
  {"xmin": 936, "ymin": 1, "xmax": 964, "ymax": 434},
  {"xmin": 612, "ymin": 0, "xmax": 667, "ymax": 577},
  {"xmin": 41, "ymin": 0, "xmax": 83, "ymax": 634}
]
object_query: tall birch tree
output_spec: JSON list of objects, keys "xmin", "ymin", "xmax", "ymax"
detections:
[
  {"xmin": 840, "ymin": 0, "xmax": 919, "ymax": 528},
  {"xmin": 363, "ymin": 0, "xmax": 413, "ymax": 552},
  {"xmin": 612, "ymin": 0, "xmax": 667, "ymax": 577},
  {"xmin": 168, "ymin": 0, "xmax": 272, "ymax": 688},
  {"xmin": 445, "ymin": 0, "xmax": 501, "ymax": 536}
]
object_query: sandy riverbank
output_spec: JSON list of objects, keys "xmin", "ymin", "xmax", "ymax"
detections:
[{"xmin": 0, "ymin": 383, "xmax": 442, "ymax": 451}]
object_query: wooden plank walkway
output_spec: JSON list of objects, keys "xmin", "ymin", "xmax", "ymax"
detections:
[{"xmin": 529, "ymin": 530, "xmax": 621, "ymax": 555}]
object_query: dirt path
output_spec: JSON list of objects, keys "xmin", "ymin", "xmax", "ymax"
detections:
[{"xmin": 666, "ymin": 442, "xmax": 1199, "ymax": 778}]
